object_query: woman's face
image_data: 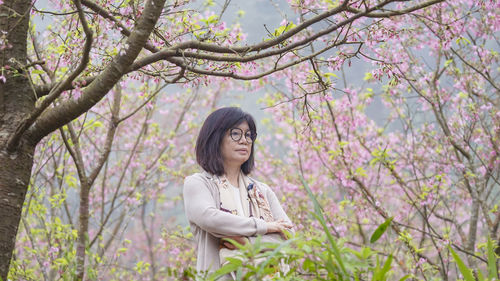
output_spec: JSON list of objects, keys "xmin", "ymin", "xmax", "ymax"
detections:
[{"xmin": 221, "ymin": 121, "xmax": 253, "ymax": 169}]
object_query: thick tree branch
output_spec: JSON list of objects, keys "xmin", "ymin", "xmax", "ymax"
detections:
[
  {"xmin": 163, "ymin": 41, "xmax": 354, "ymax": 80},
  {"xmin": 32, "ymin": 0, "xmax": 349, "ymax": 96},
  {"xmin": 87, "ymin": 85, "xmax": 121, "ymax": 186},
  {"xmin": 126, "ymin": 0, "xmax": 392, "ymax": 70},
  {"xmin": 62, "ymin": 122, "xmax": 91, "ymax": 281}
]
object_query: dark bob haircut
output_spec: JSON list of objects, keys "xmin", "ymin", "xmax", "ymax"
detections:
[{"xmin": 196, "ymin": 107, "xmax": 257, "ymax": 176}]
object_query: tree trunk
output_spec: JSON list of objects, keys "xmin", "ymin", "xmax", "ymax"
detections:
[
  {"xmin": 75, "ymin": 183, "xmax": 90, "ymax": 281},
  {"xmin": 466, "ymin": 196, "xmax": 480, "ymax": 267},
  {"xmin": 0, "ymin": 0, "xmax": 34, "ymax": 279},
  {"xmin": 0, "ymin": 146, "xmax": 34, "ymax": 280}
]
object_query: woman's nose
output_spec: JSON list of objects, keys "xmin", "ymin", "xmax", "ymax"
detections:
[{"xmin": 239, "ymin": 137, "xmax": 250, "ymax": 144}]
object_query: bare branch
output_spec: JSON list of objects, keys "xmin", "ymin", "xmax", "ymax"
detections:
[
  {"xmin": 81, "ymin": 0, "xmax": 159, "ymax": 53},
  {"xmin": 32, "ymin": 6, "xmax": 78, "ymax": 16},
  {"xmin": 24, "ymin": 60, "xmax": 45, "ymax": 69},
  {"xmin": 88, "ymin": 110, "xmax": 151, "ymax": 248},
  {"xmin": 346, "ymin": 0, "xmax": 444, "ymax": 18},
  {"xmin": 24, "ymin": 0, "xmax": 168, "ymax": 145},
  {"xmin": 34, "ymin": 0, "xmax": 445, "ymax": 98},
  {"xmin": 450, "ymin": 47, "xmax": 500, "ymax": 93}
]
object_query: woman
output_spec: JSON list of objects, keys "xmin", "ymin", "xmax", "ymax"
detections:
[{"xmin": 183, "ymin": 107, "xmax": 294, "ymax": 276}]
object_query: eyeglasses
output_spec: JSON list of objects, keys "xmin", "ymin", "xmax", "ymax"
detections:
[{"xmin": 229, "ymin": 128, "xmax": 257, "ymax": 143}]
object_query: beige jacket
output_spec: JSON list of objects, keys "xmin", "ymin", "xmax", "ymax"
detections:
[{"xmin": 183, "ymin": 171, "xmax": 293, "ymax": 273}]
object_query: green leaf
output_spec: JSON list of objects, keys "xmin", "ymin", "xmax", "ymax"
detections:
[
  {"xmin": 364, "ymin": 72, "xmax": 373, "ymax": 81},
  {"xmin": 324, "ymin": 253, "xmax": 337, "ymax": 275},
  {"xmin": 347, "ymin": 248, "xmax": 364, "ymax": 260},
  {"xmin": 456, "ymin": 36, "xmax": 471, "ymax": 45},
  {"xmin": 477, "ymin": 269, "xmax": 485, "ymax": 281},
  {"xmin": 55, "ymin": 257, "xmax": 68, "ymax": 266},
  {"xmin": 300, "ymin": 174, "xmax": 348, "ymax": 277},
  {"xmin": 257, "ymin": 238, "xmax": 294, "ymax": 272},
  {"xmin": 487, "ymin": 236, "xmax": 498, "ymax": 280},
  {"xmin": 117, "ymin": 247, "xmax": 128, "ymax": 253},
  {"xmin": 302, "ymin": 259, "xmax": 315, "ymax": 272},
  {"xmin": 355, "ymin": 167, "xmax": 368, "ymax": 178},
  {"xmin": 324, "ymin": 72, "xmax": 338, "ymax": 78},
  {"xmin": 398, "ymin": 275, "xmax": 411, "ymax": 281},
  {"xmin": 448, "ymin": 246, "xmax": 475, "ymax": 281},
  {"xmin": 209, "ymin": 258, "xmax": 242, "ymax": 280},
  {"xmin": 370, "ymin": 217, "xmax": 393, "ymax": 243},
  {"xmin": 361, "ymin": 247, "xmax": 374, "ymax": 259},
  {"xmin": 204, "ymin": 0, "xmax": 215, "ymax": 7},
  {"xmin": 373, "ymin": 254, "xmax": 393, "ymax": 280},
  {"xmin": 31, "ymin": 69, "xmax": 45, "ymax": 75},
  {"xmin": 273, "ymin": 21, "xmax": 296, "ymax": 37}
]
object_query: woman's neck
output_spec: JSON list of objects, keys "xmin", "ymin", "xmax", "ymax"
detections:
[{"xmin": 224, "ymin": 165, "xmax": 241, "ymax": 187}]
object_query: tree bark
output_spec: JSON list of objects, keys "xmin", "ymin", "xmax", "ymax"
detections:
[
  {"xmin": 0, "ymin": 0, "xmax": 34, "ymax": 279},
  {"xmin": 466, "ymin": 196, "xmax": 480, "ymax": 267},
  {"xmin": 0, "ymin": 148, "xmax": 34, "ymax": 280}
]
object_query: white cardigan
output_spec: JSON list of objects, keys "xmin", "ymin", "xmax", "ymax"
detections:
[{"xmin": 183, "ymin": 171, "xmax": 293, "ymax": 273}]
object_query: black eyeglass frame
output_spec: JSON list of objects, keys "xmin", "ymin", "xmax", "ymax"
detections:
[{"xmin": 229, "ymin": 128, "xmax": 257, "ymax": 143}]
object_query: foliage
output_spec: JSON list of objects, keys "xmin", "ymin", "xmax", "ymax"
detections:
[{"xmin": 448, "ymin": 237, "xmax": 499, "ymax": 281}]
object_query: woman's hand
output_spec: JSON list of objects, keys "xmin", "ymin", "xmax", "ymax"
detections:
[
  {"xmin": 220, "ymin": 236, "xmax": 248, "ymax": 250},
  {"xmin": 266, "ymin": 220, "xmax": 293, "ymax": 240}
]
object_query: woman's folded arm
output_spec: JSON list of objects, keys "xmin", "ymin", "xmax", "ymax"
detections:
[{"xmin": 183, "ymin": 175, "xmax": 268, "ymax": 237}]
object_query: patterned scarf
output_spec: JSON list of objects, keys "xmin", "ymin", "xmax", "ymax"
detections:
[
  {"xmin": 215, "ymin": 171, "xmax": 274, "ymax": 222},
  {"xmin": 214, "ymin": 172, "xmax": 283, "ymax": 276}
]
